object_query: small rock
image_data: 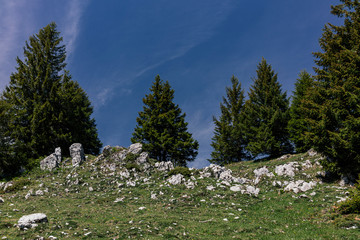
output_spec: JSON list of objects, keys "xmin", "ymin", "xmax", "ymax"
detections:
[
  {"xmin": 128, "ymin": 143, "xmax": 143, "ymax": 155},
  {"xmin": 230, "ymin": 185, "xmax": 242, "ymax": 192},
  {"xmin": 70, "ymin": 143, "xmax": 85, "ymax": 166},
  {"xmin": 0, "ymin": 197, "xmax": 4, "ymax": 203},
  {"xmin": 168, "ymin": 174, "xmax": 184, "ymax": 185}
]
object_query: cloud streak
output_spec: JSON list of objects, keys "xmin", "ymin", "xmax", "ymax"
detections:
[{"xmin": 0, "ymin": 0, "xmax": 88, "ymax": 92}]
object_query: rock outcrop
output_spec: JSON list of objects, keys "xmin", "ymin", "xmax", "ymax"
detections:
[
  {"xmin": 70, "ymin": 143, "xmax": 85, "ymax": 166},
  {"xmin": 17, "ymin": 213, "xmax": 48, "ymax": 229},
  {"xmin": 40, "ymin": 147, "xmax": 61, "ymax": 171}
]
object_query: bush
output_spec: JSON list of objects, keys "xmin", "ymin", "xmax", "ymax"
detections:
[
  {"xmin": 168, "ymin": 167, "xmax": 191, "ymax": 177},
  {"xmin": 125, "ymin": 163, "xmax": 141, "ymax": 172},
  {"xmin": 339, "ymin": 175, "xmax": 360, "ymax": 214}
]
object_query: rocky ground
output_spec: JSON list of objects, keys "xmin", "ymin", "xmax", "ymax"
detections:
[{"xmin": 0, "ymin": 144, "xmax": 359, "ymax": 239}]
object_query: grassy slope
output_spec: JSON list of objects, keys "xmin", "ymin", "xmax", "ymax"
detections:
[{"xmin": 0, "ymin": 152, "xmax": 360, "ymax": 239}]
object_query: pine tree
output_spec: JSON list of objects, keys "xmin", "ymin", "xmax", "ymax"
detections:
[
  {"xmin": 288, "ymin": 71, "xmax": 314, "ymax": 153},
  {"xmin": 244, "ymin": 58, "xmax": 293, "ymax": 158},
  {"xmin": 303, "ymin": 0, "xmax": 360, "ymax": 176},
  {"xmin": 131, "ymin": 75, "xmax": 198, "ymax": 166},
  {"xmin": 210, "ymin": 75, "xmax": 249, "ymax": 165},
  {"xmin": 1, "ymin": 22, "xmax": 101, "ymax": 166}
]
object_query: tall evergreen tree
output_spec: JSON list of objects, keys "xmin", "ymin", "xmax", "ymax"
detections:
[
  {"xmin": 131, "ymin": 75, "xmax": 198, "ymax": 167},
  {"xmin": 210, "ymin": 75, "xmax": 249, "ymax": 165},
  {"xmin": 303, "ymin": 0, "xmax": 360, "ymax": 176},
  {"xmin": 1, "ymin": 22, "xmax": 101, "ymax": 167},
  {"xmin": 244, "ymin": 58, "xmax": 293, "ymax": 158},
  {"xmin": 288, "ymin": 71, "xmax": 314, "ymax": 153}
]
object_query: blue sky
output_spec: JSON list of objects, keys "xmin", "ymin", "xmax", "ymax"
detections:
[{"xmin": 0, "ymin": 0, "xmax": 343, "ymax": 168}]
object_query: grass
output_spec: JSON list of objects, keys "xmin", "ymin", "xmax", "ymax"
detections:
[{"xmin": 0, "ymin": 152, "xmax": 359, "ymax": 239}]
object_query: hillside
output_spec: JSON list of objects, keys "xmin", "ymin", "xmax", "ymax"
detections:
[{"xmin": 0, "ymin": 144, "xmax": 360, "ymax": 239}]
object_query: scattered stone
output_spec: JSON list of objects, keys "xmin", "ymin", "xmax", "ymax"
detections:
[
  {"xmin": 246, "ymin": 185, "xmax": 260, "ymax": 196},
  {"xmin": 284, "ymin": 180, "xmax": 317, "ymax": 193},
  {"xmin": 230, "ymin": 185, "xmax": 242, "ymax": 192},
  {"xmin": 275, "ymin": 162, "xmax": 299, "ymax": 177},
  {"xmin": 307, "ymin": 149, "xmax": 318, "ymax": 157},
  {"xmin": 70, "ymin": 143, "xmax": 85, "ymax": 166},
  {"xmin": 0, "ymin": 197, "xmax": 4, "ymax": 203},
  {"xmin": 138, "ymin": 206, "xmax": 146, "ymax": 210},
  {"xmin": 35, "ymin": 190, "xmax": 44, "ymax": 196},
  {"xmin": 89, "ymin": 187, "xmax": 94, "ymax": 192},
  {"xmin": 168, "ymin": 174, "xmax": 184, "ymax": 185},
  {"xmin": 253, "ymin": 166, "xmax": 274, "ymax": 178},
  {"xmin": 206, "ymin": 185, "xmax": 215, "ymax": 191},
  {"xmin": 17, "ymin": 213, "xmax": 48, "ymax": 229},
  {"xmin": 155, "ymin": 161, "xmax": 174, "ymax": 172}
]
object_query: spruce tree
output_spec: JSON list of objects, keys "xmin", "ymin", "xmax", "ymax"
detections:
[
  {"xmin": 244, "ymin": 58, "xmax": 293, "ymax": 158},
  {"xmin": 303, "ymin": 0, "xmax": 360, "ymax": 176},
  {"xmin": 210, "ymin": 75, "xmax": 249, "ymax": 165},
  {"xmin": 1, "ymin": 22, "xmax": 101, "ymax": 165},
  {"xmin": 288, "ymin": 71, "xmax": 314, "ymax": 153},
  {"xmin": 131, "ymin": 75, "xmax": 198, "ymax": 166}
]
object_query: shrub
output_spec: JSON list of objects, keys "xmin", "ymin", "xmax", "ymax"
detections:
[
  {"xmin": 125, "ymin": 163, "xmax": 141, "ymax": 172},
  {"xmin": 339, "ymin": 175, "xmax": 360, "ymax": 214},
  {"xmin": 168, "ymin": 166, "xmax": 191, "ymax": 178}
]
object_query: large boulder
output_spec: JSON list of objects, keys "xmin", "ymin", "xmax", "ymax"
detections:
[
  {"xmin": 70, "ymin": 143, "xmax": 85, "ymax": 166},
  {"xmin": 17, "ymin": 213, "xmax": 48, "ymax": 229},
  {"xmin": 155, "ymin": 161, "xmax": 174, "ymax": 172},
  {"xmin": 40, "ymin": 147, "xmax": 61, "ymax": 171},
  {"xmin": 40, "ymin": 154, "xmax": 58, "ymax": 171}
]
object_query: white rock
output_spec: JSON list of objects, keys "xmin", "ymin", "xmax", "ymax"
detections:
[
  {"xmin": 275, "ymin": 162, "xmax": 299, "ymax": 177},
  {"xmin": 230, "ymin": 185, "xmax": 242, "ymax": 192},
  {"xmin": 138, "ymin": 206, "xmax": 146, "ymax": 210},
  {"xmin": 88, "ymin": 187, "xmax": 94, "ymax": 192},
  {"xmin": 17, "ymin": 213, "xmax": 48, "ymax": 229},
  {"xmin": 155, "ymin": 161, "xmax": 174, "ymax": 171},
  {"xmin": 119, "ymin": 169, "xmax": 130, "ymax": 179},
  {"xmin": 35, "ymin": 190, "xmax": 44, "ymax": 196},
  {"xmin": 136, "ymin": 152, "xmax": 149, "ymax": 165},
  {"xmin": 185, "ymin": 180, "xmax": 196, "ymax": 189},
  {"xmin": 254, "ymin": 166, "xmax": 274, "ymax": 178},
  {"xmin": 0, "ymin": 197, "xmax": 4, "ymax": 203},
  {"xmin": 126, "ymin": 181, "xmax": 136, "ymax": 187},
  {"xmin": 168, "ymin": 174, "xmax": 184, "ymax": 185},
  {"xmin": 307, "ymin": 149, "xmax": 318, "ymax": 157},
  {"xmin": 206, "ymin": 185, "xmax": 215, "ymax": 191},
  {"xmin": 151, "ymin": 194, "xmax": 157, "ymax": 200},
  {"xmin": 128, "ymin": 143, "xmax": 143, "ymax": 155},
  {"xmin": 219, "ymin": 169, "xmax": 233, "ymax": 182},
  {"xmin": 246, "ymin": 185, "xmax": 260, "ymax": 196},
  {"xmin": 70, "ymin": 143, "xmax": 85, "ymax": 166}
]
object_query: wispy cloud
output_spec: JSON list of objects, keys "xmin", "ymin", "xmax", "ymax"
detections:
[
  {"xmin": 61, "ymin": 0, "xmax": 89, "ymax": 58},
  {"xmin": 0, "ymin": 0, "xmax": 88, "ymax": 92}
]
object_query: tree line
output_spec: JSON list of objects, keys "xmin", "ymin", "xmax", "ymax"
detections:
[{"xmin": 1, "ymin": 0, "xmax": 360, "ymax": 182}]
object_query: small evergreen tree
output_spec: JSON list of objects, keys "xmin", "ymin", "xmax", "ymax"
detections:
[
  {"xmin": 303, "ymin": 0, "xmax": 360, "ymax": 176},
  {"xmin": 288, "ymin": 71, "xmax": 314, "ymax": 153},
  {"xmin": 210, "ymin": 75, "xmax": 249, "ymax": 165},
  {"xmin": 1, "ymin": 22, "xmax": 101, "ymax": 168},
  {"xmin": 244, "ymin": 58, "xmax": 293, "ymax": 158},
  {"xmin": 131, "ymin": 75, "xmax": 198, "ymax": 166}
]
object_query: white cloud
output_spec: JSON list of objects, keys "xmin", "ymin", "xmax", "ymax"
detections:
[
  {"xmin": 0, "ymin": 0, "xmax": 88, "ymax": 92},
  {"xmin": 62, "ymin": 0, "xmax": 89, "ymax": 58}
]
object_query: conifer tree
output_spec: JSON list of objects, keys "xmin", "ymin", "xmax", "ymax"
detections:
[
  {"xmin": 244, "ymin": 58, "xmax": 293, "ymax": 158},
  {"xmin": 288, "ymin": 71, "xmax": 314, "ymax": 153},
  {"xmin": 131, "ymin": 75, "xmax": 198, "ymax": 166},
  {"xmin": 1, "ymin": 22, "xmax": 101, "ymax": 166},
  {"xmin": 210, "ymin": 75, "xmax": 249, "ymax": 165},
  {"xmin": 303, "ymin": 0, "xmax": 360, "ymax": 176}
]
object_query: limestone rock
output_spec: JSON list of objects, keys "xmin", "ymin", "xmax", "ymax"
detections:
[
  {"xmin": 70, "ymin": 143, "xmax": 85, "ymax": 166},
  {"xmin": 168, "ymin": 174, "xmax": 184, "ymax": 185},
  {"xmin": 128, "ymin": 143, "xmax": 142, "ymax": 155},
  {"xmin": 307, "ymin": 148, "xmax": 318, "ymax": 157},
  {"xmin": 136, "ymin": 152, "xmax": 149, "ymax": 165},
  {"xmin": 275, "ymin": 162, "xmax": 299, "ymax": 177},
  {"xmin": 254, "ymin": 166, "xmax": 274, "ymax": 178},
  {"xmin": 246, "ymin": 185, "xmax": 260, "ymax": 196},
  {"xmin": 155, "ymin": 161, "xmax": 174, "ymax": 171},
  {"xmin": 17, "ymin": 213, "xmax": 48, "ymax": 229},
  {"xmin": 230, "ymin": 185, "xmax": 242, "ymax": 192},
  {"xmin": 102, "ymin": 145, "xmax": 112, "ymax": 157},
  {"xmin": 0, "ymin": 197, "xmax": 4, "ymax": 203},
  {"xmin": 40, "ymin": 154, "xmax": 58, "ymax": 171},
  {"xmin": 40, "ymin": 147, "xmax": 61, "ymax": 171}
]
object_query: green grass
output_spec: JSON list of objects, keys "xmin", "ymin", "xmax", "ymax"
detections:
[{"xmin": 0, "ymin": 153, "xmax": 359, "ymax": 239}]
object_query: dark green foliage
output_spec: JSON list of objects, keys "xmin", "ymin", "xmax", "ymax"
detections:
[
  {"xmin": 339, "ymin": 175, "xmax": 360, "ymax": 214},
  {"xmin": 1, "ymin": 22, "xmax": 101, "ymax": 172},
  {"xmin": 288, "ymin": 71, "xmax": 314, "ymax": 153},
  {"xmin": 210, "ymin": 75, "xmax": 249, "ymax": 165},
  {"xmin": 131, "ymin": 75, "xmax": 198, "ymax": 167},
  {"xmin": 168, "ymin": 166, "xmax": 191, "ymax": 177},
  {"xmin": 243, "ymin": 58, "xmax": 293, "ymax": 158},
  {"xmin": 303, "ymin": 0, "xmax": 360, "ymax": 176},
  {"xmin": 125, "ymin": 163, "xmax": 141, "ymax": 172}
]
